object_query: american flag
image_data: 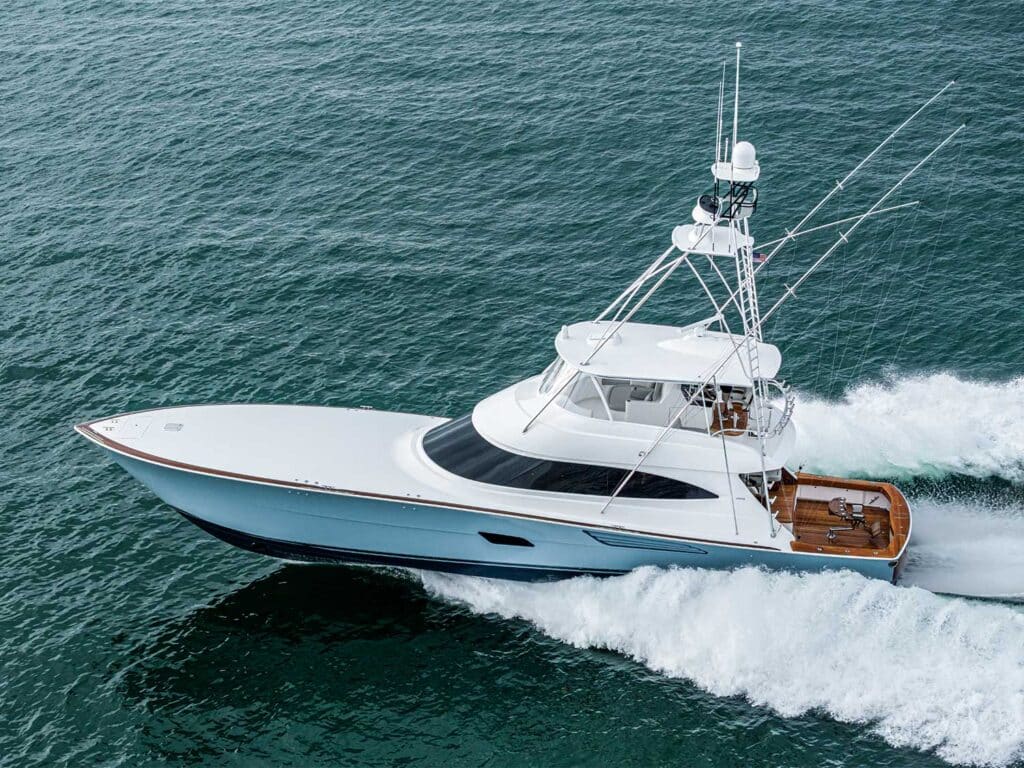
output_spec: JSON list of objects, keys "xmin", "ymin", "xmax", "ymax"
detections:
[{"xmin": 753, "ymin": 251, "xmax": 768, "ymax": 263}]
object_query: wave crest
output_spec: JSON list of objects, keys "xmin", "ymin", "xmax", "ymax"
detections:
[
  {"xmin": 790, "ymin": 373, "xmax": 1024, "ymax": 482},
  {"xmin": 421, "ymin": 566, "xmax": 1024, "ymax": 767}
]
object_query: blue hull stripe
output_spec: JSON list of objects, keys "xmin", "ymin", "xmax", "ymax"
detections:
[
  {"xmin": 585, "ymin": 529, "xmax": 710, "ymax": 554},
  {"xmin": 179, "ymin": 510, "xmax": 628, "ymax": 581}
]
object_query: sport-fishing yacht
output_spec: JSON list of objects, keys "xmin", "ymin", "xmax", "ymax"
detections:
[{"xmin": 77, "ymin": 48, "xmax": 961, "ymax": 583}]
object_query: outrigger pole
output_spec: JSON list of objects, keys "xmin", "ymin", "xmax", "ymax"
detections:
[
  {"xmin": 761, "ymin": 122, "xmax": 965, "ymax": 324},
  {"xmin": 599, "ymin": 121, "xmax": 965, "ymax": 516},
  {"xmin": 602, "ymin": 79, "xmax": 957, "ymax": 329},
  {"xmin": 754, "ymin": 201, "xmax": 920, "ymax": 250},
  {"xmin": 754, "ymin": 78, "xmax": 956, "ymax": 274},
  {"xmin": 715, "ymin": 62, "xmax": 726, "ymax": 164}
]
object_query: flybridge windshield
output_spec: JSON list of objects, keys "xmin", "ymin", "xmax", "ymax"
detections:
[
  {"xmin": 422, "ymin": 415, "xmax": 717, "ymax": 500},
  {"xmin": 538, "ymin": 358, "xmax": 566, "ymax": 394}
]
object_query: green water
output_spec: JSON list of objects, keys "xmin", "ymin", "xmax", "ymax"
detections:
[{"xmin": 2, "ymin": 1, "xmax": 1023, "ymax": 765}]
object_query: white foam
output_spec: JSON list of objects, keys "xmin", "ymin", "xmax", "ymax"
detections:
[
  {"xmin": 902, "ymin": 496, "xmax": 1024, "ymax": 600},
  {"xmin": 789, "ymin": 373, "xmax": 1024, "ymax": 482},
  {"xmin": 421, "ymin": 567, "xmax": 1024, "ymax": 766}
]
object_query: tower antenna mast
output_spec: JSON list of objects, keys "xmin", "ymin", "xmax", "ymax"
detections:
[
  {"xmin": 715, "ymin": 62, "xmax": 726, "ymax": 163},
  {"xmin": 732, "ymin": 42, "xmax": 741, "ymax": 150}
]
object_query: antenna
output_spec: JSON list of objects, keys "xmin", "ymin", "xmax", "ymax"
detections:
[
  {"xmin": 732, "ymin": 42, "xmax": 742, "ymax": 152},
  {"xmin": 715, "ymin": 62, "xmax": 726, "ymax": 163}
]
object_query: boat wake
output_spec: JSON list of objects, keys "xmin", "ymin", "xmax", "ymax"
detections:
[
  {"xmin": 790, "ymin": 373, "xmax": 1024, "ymax": 483},
  {"xmin": 419, "ymin": 373, "xmax": 1024, "ymax": 765},
  {"xmin": 790, "ymin": 372, "xmax": 1024, "ymax": 599},
  {"xmin": 901, "ymin": 496, "xmax": 1024, "ymax": 600},
  {"xmin": 420, "ymin": 566, "xmax": 1024, "ymax": 767}
]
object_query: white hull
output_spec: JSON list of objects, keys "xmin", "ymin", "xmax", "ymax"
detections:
[{"xmin": 76, "ymin": 404, "xmax": 906, "ymax": 582}]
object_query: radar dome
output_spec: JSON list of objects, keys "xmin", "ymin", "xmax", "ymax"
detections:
[{"xmin": 732, "ymin": 141, "xmax": 757, "ymax": 170}]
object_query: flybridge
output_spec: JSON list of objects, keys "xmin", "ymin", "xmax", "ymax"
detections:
[{"xmin": 556, "ymin": 320, "xmax": 781, "ymax": 387}]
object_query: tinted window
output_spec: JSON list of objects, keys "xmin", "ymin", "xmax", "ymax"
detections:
[{"xmin": 423, "ymin": 415, "xmax": 717, "ymax": 500}]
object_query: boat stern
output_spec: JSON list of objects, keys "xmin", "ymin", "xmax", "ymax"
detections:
[{"xmin": 776, "ymin": 472, "xmax": 913, "ymax": 583}]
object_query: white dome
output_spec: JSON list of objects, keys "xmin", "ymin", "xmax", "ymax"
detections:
[{"xmin": 732, "ymin": 141, "xmax": 757, "ymax": 170}]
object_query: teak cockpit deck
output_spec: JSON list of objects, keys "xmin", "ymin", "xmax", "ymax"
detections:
[{"xmin": 772, "ymin": 472, "xmax": 911, "ymax": 560}]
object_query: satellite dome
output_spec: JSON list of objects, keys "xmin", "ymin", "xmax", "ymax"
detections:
[{"xmin": 733, "ymin": 141, "xmax": 757, "ymax": 170}]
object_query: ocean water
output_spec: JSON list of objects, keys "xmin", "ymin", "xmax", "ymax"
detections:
[{"xmin": 2, "ymin": 0, "xmax": 1023, "ymax": 766}]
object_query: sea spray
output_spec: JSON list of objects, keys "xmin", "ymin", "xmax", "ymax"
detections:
[
  {"xmin": 790, "ymin": 372, "xmax": 1024, "ymax": 596},
  {"xmin": 790, "ymin": 373, "xmax": 1024, "ymax": 482},
  {"xmin": 420, "ymin": 566, "xmax": 1024, "ymax": 767}
]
